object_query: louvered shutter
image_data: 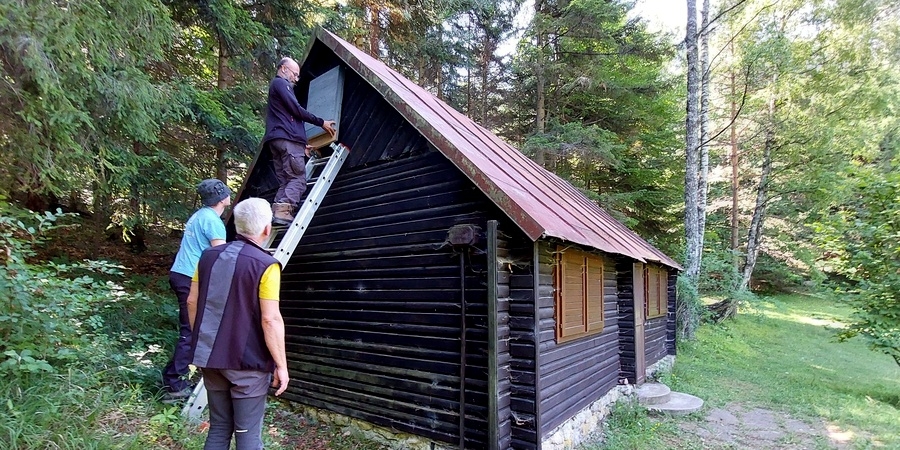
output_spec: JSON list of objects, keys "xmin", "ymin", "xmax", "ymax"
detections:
[{"xmin": 586, "ymin": 255, "xmax": 604, "ymax": 332}]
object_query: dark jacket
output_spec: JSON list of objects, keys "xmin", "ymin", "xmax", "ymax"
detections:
[
  {"xmin": 190, "ymin": 235, "xmax": 280, "ymax": 371},
  {"xmin": 262, "ymin": 76, "xmax": 325, "ymax": 146}
]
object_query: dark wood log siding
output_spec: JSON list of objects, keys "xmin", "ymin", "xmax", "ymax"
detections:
[
  {"xmin": 538, "ymin": 243, "xmax": 620, "ymax": 438},
  {"xmin": 615, "ymin": 258, "xmax": 638, "ymax": 384},
  {"xmin": 279, "ymin": 149, "xmax": 513, "ymax": 447},
  {"xmin": 494, "ymin": 228, "xmax": 519, "ymax": 450},
  {"xmin": 507, "ymin": 238, "xmax": 541, "ymax": 449},
  {"xmin": 644, "ymin": 314, "xmax": 668, "ymax": 368},
  {"xmin": 666, "ymin": 270, "xmax": 677, "ymax": 356}
]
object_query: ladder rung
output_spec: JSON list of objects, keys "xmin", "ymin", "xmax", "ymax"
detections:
[{"xmin": 310, "ymin": 157, "xmax": 330, "ymax": 167}]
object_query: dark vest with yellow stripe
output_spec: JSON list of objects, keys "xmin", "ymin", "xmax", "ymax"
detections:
[{"xmin": 190, "ymin": 235, "xmax": 280, "ymax": 371}]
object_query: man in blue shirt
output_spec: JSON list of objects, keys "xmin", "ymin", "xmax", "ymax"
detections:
[
  {"xmin": 263, "ymin": 57, "xmax": 336, "ymax": 225},
  {"xmin": 162, "ymin": 178, "xmax": 231, "ymax": 403}
]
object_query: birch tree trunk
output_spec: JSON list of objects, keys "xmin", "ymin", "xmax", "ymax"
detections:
[
  {"xmin": 729, "ymin": 43, "xmax": 740, "ymax": 272},
  {"xmin": 740, "ymin": 86, "xmax": 776, "ymax": 291},
  {"xmin": 697, "ymin": 0, "xmax": 711, "ymax": 262},
  {"xmin": 684, "ymin": 0, "xmax": 702, "ymax": 282}
]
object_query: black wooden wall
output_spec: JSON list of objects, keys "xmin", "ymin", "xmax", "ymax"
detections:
[
  {"xmin": 237, "ymin": 54, "xmax": 533, "ymax": 448},
  {"xmin": 666, "ymin": 270, "xmax": 677, "ymax": 357},
  {"xmin": 494, "ymin": 228, "xmax": 519, "ymax": 449},
  {"xmin": 537, "ymin": 243, "xmax": 621, "ymax": 439},
  {"xmin": 507, "ymin": 239, "xmax": 540, "ymax": 448},
  {"xmin": 615, "ymin": 259, "xmax": 638, "ymax": 384}
]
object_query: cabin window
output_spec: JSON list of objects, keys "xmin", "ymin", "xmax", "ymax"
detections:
[
  {"xmin": 554, "ymin": 247, "xmax": 605, "ymax": 343},
  {"xmin": 644, "ymin": 265, "xmax": 667, "ymax": 319}
]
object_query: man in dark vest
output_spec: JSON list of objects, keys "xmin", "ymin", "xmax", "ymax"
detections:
[
  {"xmin": 263, "ymin": 56, "xmax": 336, "ymax": 225},
  {"xmin": 187, "ymin": 197, "xmax": 288, "ymax": 449}
]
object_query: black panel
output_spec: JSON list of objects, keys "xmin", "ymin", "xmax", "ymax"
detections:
[
  {"xmin": 270, "ymin": 147, "xmax": 519, "ymax": 448},
  {"xmin": 616, "ymin": 258, "xmax": 637, "ymax": 383}
]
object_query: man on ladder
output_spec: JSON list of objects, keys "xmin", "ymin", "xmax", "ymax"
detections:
[{"xmin": 263, "ymin": 56, "xmax": 336, "ymax": 225}]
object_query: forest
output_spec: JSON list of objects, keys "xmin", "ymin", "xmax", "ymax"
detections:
[{"xmin": 0, "ymin": 0, "xmax": 898, "ymax": 444}]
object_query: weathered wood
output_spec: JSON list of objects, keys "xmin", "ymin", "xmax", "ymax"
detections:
[
  {"xmin": 533, "ymin": 241, "xmax": 544, "ymax": 449},
  {"xmin": 487, "ymin": 220, "xmax": 500, "ymax": 450}
]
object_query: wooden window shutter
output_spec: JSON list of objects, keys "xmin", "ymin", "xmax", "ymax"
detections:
[
  {"xmin": 645, "ymin": 266, "xmax": 665, "ymax": 318},
  {"xmin": 659, "ymin": 268, "xmax": 668, "ymax": 315},
  {"xmin": 586, "ymin": 255, "xmax": 604, "ymax": 332},
  {"xmin": 643, "ymin": 266, "xmax": 651, "ymax": 318},
  {"xmin": 555, "ymin": 248, "xmax": 608, "ymax": 342},
  {"xmin": 558, "ymin": 250, "xmax": 587, "ymax": 338}
]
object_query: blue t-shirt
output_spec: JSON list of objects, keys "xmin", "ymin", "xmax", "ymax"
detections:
[{"xmin": 170, "ymin": 207, "xmax": 227, "ymax": 277}]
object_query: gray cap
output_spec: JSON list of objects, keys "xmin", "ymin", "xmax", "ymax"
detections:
[{"xmin": 197, "ymin": 179, "xmax": 231, "ymax": 206}]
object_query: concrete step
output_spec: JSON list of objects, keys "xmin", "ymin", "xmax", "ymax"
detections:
[
  {"xmin": 647, "ymin": 391, "xmax": 705, "ymax": 416},
  {"xmin": 636, "ymin": 382, "xmax": 671, "ymax": 406}
]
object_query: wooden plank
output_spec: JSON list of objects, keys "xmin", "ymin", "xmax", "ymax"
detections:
[
  {"xmin": 487, "ymin": 220, "xmax": 499, "ymax": 450},
  {"xmin": 284, "ymin": 345, "xmax": 461, "ymax": 375}
]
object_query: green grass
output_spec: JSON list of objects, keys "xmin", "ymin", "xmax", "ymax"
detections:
[{"xmin": 589, "ymin": 293, "xmax": 899, "ymax": 449}]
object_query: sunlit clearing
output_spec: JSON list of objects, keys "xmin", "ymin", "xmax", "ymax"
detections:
[
  {"xmin": 757, "ymin": 309, "xmax": 845, "ymax": 329},
  {"xmin": 826, "ymin": 424, "xmax": 854, "ymax": 443}
]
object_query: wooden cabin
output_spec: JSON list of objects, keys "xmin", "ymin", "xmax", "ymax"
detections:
[{"xmin": 232, "ymin": 28, "xmax": 681, "ymax": 450}]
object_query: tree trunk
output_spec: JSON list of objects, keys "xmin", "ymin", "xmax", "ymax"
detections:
[
  {"xmin": 684, "ymin": 0, "xmax": 702, "ymax": 282},
  {"xmin": 740, "ymin": 87, "xmax": 776, "ymax": 291},
  {"xmin": 534, "ymin": 0, "xmax": 547, "ymax": 166},
  {"xmin": 730, "ymin": 44, "xmax": 740, "ymax": 273},
  {"xmin": 217, "ymin": 33, "xmax": 230, "ymax": 183},
  {"xmin": 698, "ymin": 0, "xmax": 711, "ymax": 265},
  {"xmin": 368, "ymin": 5, "xmax": 380, "ymax": 58},
  {"xmin": 481, "ymin": 32, "xmax": 491, "ymax": 125}
]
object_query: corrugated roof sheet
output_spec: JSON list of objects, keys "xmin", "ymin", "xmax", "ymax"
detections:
[{"xmin": 315, "ymin": 28, "xmax": 681, "ymax": 270}]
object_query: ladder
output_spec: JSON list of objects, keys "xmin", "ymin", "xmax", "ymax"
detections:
[{"xmin": 182, "ymin": 142, "xmax": 350, "ymax": 421}]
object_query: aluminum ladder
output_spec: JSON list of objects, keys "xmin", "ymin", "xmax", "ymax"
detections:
[{"xmin": 182, "ymin": 142, "xmax": 350, "ymax": 421}]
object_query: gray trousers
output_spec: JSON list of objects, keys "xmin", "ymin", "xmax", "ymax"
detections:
[
  {"xmin": 269, "ymin": 139, "xmax": 307, "ymax": 207},
  {"xmin": 201, "ymin": 369, "xmax": 271, "ymax": 450}
]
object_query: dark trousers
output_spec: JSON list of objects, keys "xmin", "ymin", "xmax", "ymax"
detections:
[
  {"xmin": 162, "ymin": 271, "xmax": 193, "ymax": 392},
  {"xmin": 202, "ymin": 369, "xmax": 270, "ymax": 450},
  {"xmin": 270, "ymin": 139, "xmax": 307, "ymax": 207}
]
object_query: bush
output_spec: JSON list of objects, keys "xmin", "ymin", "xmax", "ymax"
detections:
[
  {"xmin": 0, "ymin": 200, "xmax": 201, "ymax": 447},
  {"xmin": 0, "ymin": 201, "xmax": 173, "ymax": 379}
]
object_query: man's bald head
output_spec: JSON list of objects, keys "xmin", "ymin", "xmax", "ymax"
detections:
[{"xmin": 277, "ymin": 57, "xmax": 300, "ymax": 84}]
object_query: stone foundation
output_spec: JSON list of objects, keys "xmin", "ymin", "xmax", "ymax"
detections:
[
  {"xmin": 646, "ymin": 354, "xmax": 676, "ymax": 380},
  {"xmin": 540, "ymin": 384, "xmax": 635, "ymax": 450},
  {"xmin": 285, "ymin": 402, "xmax": 452, "ymax": 450}
]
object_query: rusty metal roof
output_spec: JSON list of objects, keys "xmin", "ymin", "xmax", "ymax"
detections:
[{"xmin": 315, "ymin": 28, "xmax": 681, "ymax": 270}]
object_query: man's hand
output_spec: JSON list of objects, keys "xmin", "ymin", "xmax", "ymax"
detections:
[
  {"xmin": 272, "ymin": 366, "xmax": 290, "ymax": 396},
  {"xmin": 322, "ymin": 120, "xmax": 336, "ymax": 136}
]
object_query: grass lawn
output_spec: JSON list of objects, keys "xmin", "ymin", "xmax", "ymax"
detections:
[{"xmin": 592, "ymin": 293, "xmax": 900, "ymax": 449}]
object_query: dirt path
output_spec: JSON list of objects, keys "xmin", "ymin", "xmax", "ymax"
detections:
[{"xmin": 674, "ymin": 402, "xmax": 857, "ymax": 449}]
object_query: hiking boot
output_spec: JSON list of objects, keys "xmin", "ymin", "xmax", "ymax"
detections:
[
  {"xmin": 272, "ymin": 203, "xmax": 295, "ymax": 226},
  {"xmin": 161, "ymin": 387, "xmax": 193, "ymax": 404}
]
